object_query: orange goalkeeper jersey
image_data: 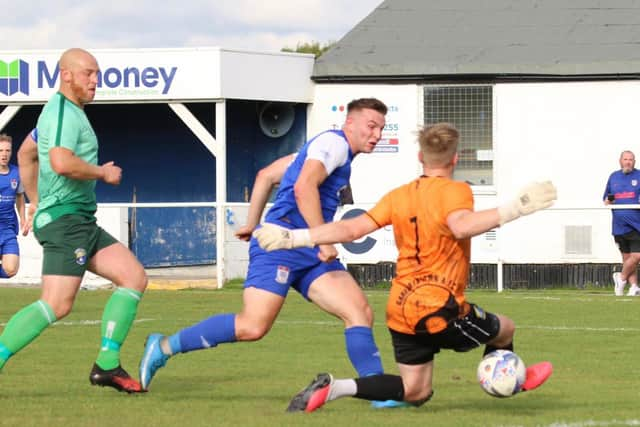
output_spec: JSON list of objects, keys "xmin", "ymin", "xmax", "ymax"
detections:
[{"xmin": 367, "ymin": 176, "xmax": 474, "ymax": 335}]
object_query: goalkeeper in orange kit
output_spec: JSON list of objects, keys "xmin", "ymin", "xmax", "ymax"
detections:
[{"xmin": 255, "ymin": 122, "xmax": 556, "ymax": 412}]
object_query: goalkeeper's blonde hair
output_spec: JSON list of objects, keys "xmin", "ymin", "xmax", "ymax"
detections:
[{"xmin": 418, "ymin": 123, "xmax": 459, "ymax": 168}]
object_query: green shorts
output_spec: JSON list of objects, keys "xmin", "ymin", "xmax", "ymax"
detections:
[{"xmin": 34, "ymin": 214, "xmax": 118, "ymax": 276}]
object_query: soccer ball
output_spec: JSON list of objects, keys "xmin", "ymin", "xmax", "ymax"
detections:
[{"xmin": 477, "ymin": 350, "xmax": 526, "ymax": 398}]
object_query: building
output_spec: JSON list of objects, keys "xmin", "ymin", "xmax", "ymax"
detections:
[
  {"xmin": 306, "ymin": 0, "xmax": 640, "ymax": 288},
  {"xmin": 0, "ymin": 47, "xmax": 314, "ymax": 285},
  {"xmin": 4, "ymin": 1, "xmax": 640, "ymax": 288}
]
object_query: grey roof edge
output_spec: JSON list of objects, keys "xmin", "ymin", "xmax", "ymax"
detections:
[
  {"xmin": 314, "ymin": 1, "xmax": 640, "ymax": 79},
  {"xmin": 312, "ymin": 73, "xmax": 640, "ymax": 84},
  {"xmin": 314, "ymin": 58, "xmax": 640, "ymax": 78}
]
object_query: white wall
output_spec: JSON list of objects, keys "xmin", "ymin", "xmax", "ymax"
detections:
[
  {"xmin": 493, "ymin": 81, "xmax": 635, "ymax": 263},
  {"xmin": 305, "ymin": 81, "xmax": 630, "ymax": 266}
]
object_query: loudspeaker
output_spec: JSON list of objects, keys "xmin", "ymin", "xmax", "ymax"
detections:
[{"xmin": 258, "ymin": 102, "xmax": 295, "ymax": 138}]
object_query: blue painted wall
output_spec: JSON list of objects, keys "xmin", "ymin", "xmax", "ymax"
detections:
[{"xmin": 2, "ymin": 101, "xmax": 306, "ymax": 267}]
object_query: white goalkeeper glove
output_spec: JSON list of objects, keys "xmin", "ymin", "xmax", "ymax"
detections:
[
  {"xmin": 253, "ymin": 223, "xmax": 314, "ymax": 251},
  {"xmin": 498, "ymin": 181, "xmax": 557, "ymax": 225}
]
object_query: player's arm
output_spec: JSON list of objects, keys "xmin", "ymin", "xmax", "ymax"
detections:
[
  {"xmin": 308, "ymin": 214, "xmax": 379, "ymax": 245},
  {"xmin": 294, "ymin": 159, "xmax": 338, "ymax": 261},
  {"xmin": 447, "ymin": 208, "xmax": 501, "ymax": 240},
  {"xmin": 294, "ymin": 159, "xmax": 327, "ymax": 228},
  {"xmin": 448, "ymin": 181, "xmax": 557, "ymax": 239},
  {"xmin": 17, "ymin": 133, "xmax": 39, "ymax": 207},
  {"xmin": 15, "ymin": 192, "xmax": 25, "ymax": 228},
  {"xmin": 294, "ymin": 134, "xmax": 349, "ymax": 229},
  {"xmin": 236, "ymin": 153, "xmax": 296, "ymax": 241},
  {"xmin": 254, "ymin": 213, "xmax": 379, "ymax": 251},
  {"xmin": 49, "ymin": 147, "xmax": 121, "ymax": 184}
]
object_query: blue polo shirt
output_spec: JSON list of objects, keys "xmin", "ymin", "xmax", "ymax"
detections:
[{"xmin": 603, "ymin": 168, "xmax": 640, "ymax": 235}]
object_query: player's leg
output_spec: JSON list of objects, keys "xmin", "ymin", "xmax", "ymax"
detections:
[
  {"xmin": 139, "ymin": 245, "xmax": 290, "ymax": 390},
  {"xmin": 305, "ymin": 269, "xmax": 383, "ymax": 377},
  {"xmin": 58, "ymin": 222, "xmax": 145, "ymax": 393},
  {"xmin": 0, "ymin": 235, "xmax": 20, "ymax": 278},
  {"xmin": 169, "ymin": 286, "xmax": 286, "ymax": 352},
  {"xmin": 0, "ymin": 275, "xmax": 79, "ymax": 370},
  {"xmin": 287, "ymin": 372, "xmax": 411, "ymax": 413},
  {"xmin": 287, "ymin": 331, "xmax": 434, "ymax": 413},
  {"xmin": 0, "ymin": 217, "xmax": 88, "ymax": 371},
  {"xmin": 0, "ymin": 254, "xmax": 19, "ymax": 278},
  {"xmin": 87, "ymin": 238, "xmax": 147, "ymax": 372},
  {"xmin": 483, "ymin": 313, "xmax": 515, "ymax": 355}
]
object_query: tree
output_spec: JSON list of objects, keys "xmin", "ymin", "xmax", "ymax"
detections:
[{"xmin": 281, "ymin": 41, "xmax": 336, "ymax": 58}]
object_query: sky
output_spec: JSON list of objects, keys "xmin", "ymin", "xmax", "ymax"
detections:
[{"xmin": 2, "ymin": 1, "xmax": 383, "ymax": 52}]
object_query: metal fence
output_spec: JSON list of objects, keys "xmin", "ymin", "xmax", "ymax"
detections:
[{"xmin": 347, "ymin": 262, "xmax": 621, "ymax": 290}]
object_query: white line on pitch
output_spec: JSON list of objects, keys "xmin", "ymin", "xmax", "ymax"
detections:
[
  {"xmin": 502, "ymin": 419, "xmax": 640, "ymax": 427},
  {"xmin": 0, "ymin": 318, "xmax": 155, "ymax": 327},
  {"xmin": 519, "ymin": 325, "xmax": 640, "ymax": 332},
  {"xmin": 272, "ymin": 320, "xmax": 640, "ymax": 332}
]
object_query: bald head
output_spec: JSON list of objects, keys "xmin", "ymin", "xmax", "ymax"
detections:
[
  {"xmin": 58, "ymin": 48, "xmax": 99, "ymax": 106},
  {"xmin": 59, "ymin": 48, "xmax": 96, "ymax": 70}
]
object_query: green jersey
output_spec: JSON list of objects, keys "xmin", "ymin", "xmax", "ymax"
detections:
[{"xmin": 34, "ymin": 92, "xmax": 98, "ymax": 231}]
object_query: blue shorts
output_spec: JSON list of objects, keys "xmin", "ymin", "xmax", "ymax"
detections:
[
  {"xmin": 245, "ymin": 233, "xmax": 346, "ymax": 300},
  {"xmin": 0, "ymin": 232, "xmax": 19, "ymax": 256}
]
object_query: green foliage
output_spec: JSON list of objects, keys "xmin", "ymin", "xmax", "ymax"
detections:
[
  {"xmin": 0, "ymin": 287, "xmax": 638, "ymax": 426},
  {"xmin": 281, "ymin": 41, "xmax": 336, "ymax": 58}
]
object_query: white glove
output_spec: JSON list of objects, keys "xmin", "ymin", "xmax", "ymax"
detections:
[
  {"xmin": 498, "ymin": 181, "xmax": 557, "ymax": 225},
  {"xmin": 253, "ymin": 223, "xmax": 313, "ymax": 251}
]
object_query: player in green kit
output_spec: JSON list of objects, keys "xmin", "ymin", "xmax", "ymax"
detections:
[{"xmin": 1, "ymin": 48, "xmax": 148, "ymax": 393}]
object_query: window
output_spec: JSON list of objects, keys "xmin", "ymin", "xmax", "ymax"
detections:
[
  {"xmin": 423, "ymin": 86, "xmax": 493, "ymax": 185},
  {"xmin": 564, "ymin": 225, "xmax": 592, "ymax": 256}
]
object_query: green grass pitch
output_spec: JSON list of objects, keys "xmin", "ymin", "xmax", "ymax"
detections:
[{"xmin": 0, "ymin": 286, "xmax": 638, "ymax": 427}]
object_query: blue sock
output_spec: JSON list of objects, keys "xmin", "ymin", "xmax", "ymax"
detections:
[
  {"xmin": 176, "ymin": 313, "xmax": 237, "ymax": 353},
  {"xmin": 167, "ymin": 333, "xmax": 182, "ymax": 354},
  {"xmin": 0, "ymin": 267, "xmax": 8, "ymax": 279},
  {"xmin": 345, "ymin": 326, "xmax": 383, "ymax": 377}
]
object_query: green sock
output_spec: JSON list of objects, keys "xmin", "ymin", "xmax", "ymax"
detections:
[
  {"xmin": 0, "ymin": 300, "xmax": 57, "ymax": 370},
  {"xmin": 96, "ymin": 287, "xmax": 142, "ymax": 370}
]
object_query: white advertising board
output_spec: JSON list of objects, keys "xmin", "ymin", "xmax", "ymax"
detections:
[
  {"xmin": 0, "ymin": 48, "xmax": 221, "ymax": 102},
  {"xmin": 0, "ymin": 48, "xmax": 314, "ymax": 104}
]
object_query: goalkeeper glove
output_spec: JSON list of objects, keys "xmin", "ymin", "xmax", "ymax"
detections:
[
  {"xmin": 498, "ymin": 181, "xmax": 557, "ymax": 226},
  {"xmin": 253, "ymin": 223, "xmax": 313, "ymax": 251}
]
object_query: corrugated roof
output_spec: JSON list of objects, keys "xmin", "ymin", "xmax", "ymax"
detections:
[{"xmin": 313, "ymin": 0, "xmax": 640, "ymax": 81}]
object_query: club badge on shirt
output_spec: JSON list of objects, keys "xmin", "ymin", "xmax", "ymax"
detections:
[
  {"xmin": 10, "ymin": 179, "xmax": 17, "ymax": 190},
  {"xmin": 75, "ymin": 248, "xmax": 87, "ymax": 265},
  {"xmin": 633, "ymin": 180, "xmax": 638, "ymax": 186},
  {"xmin": 275, "ymin": 265, "xmax": 290, "ymax": 284}
]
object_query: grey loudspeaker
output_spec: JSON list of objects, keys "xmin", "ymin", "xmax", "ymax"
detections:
[{"xmin": 259, "ymin": 102, "xmax": 295, "ymax": 138}]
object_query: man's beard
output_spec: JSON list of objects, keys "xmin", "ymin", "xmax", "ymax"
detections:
[{"xmin": 71, "ymin": 81, "xmax": 93, "ymax": 105}]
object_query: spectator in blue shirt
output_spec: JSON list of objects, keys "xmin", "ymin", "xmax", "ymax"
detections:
[{"xmin": 603, "ymin": 150, "xmax": 640, "ymax": 296}]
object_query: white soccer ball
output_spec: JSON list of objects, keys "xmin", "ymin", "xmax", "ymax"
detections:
[{"xmin": 477, "ymin": 350, "xmax": 526, "ymax": 398}]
